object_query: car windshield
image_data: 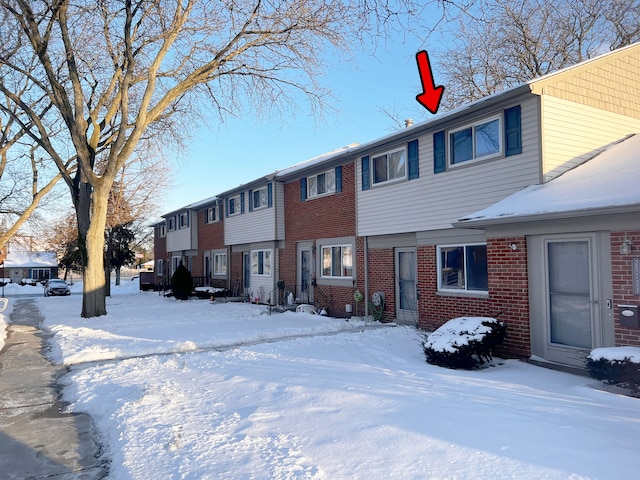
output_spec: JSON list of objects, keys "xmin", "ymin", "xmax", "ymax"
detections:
[{"xmin": 49, "ymin": 280, "xmax": 66, "ymax": 286}]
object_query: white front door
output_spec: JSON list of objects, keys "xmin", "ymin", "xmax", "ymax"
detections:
[{"xmin": 543, "ymin": 236, "xmax": 598, "ymax": 366}]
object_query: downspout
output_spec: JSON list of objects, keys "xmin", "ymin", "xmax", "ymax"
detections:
[{"xmin": 364, "ymin": 235, "xmax": 369, "ymax": 317}]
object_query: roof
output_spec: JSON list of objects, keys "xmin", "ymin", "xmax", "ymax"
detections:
[
  {"xmin": 274, "ymin": 143, "xmax": 361, "ymax": 180},
  {"xmin": 457, "ymin": 134, "xmax": 640, "ymax": 226},
  {"xmin": 3, "ymin": 251, "xmax": 58, "ymax": 268}
]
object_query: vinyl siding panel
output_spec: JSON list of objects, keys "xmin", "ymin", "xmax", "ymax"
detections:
[
  {"xmin": 224, "ymin": 202, "xmax": 277, "ymax": 245},
  {"xmin": 535, "ymin": 48, "xmax": 640, "ymax": 120},
  {"xmin": 541, "ymin": 96, "xmax": 640, "ymax": 182},
  {"xmin": 357, "ymin": 96, "xmax": 541, "ymax": 236},
  {"xmin": 166, "ymin": 227, "xmax": 192, "ymax": 252}
]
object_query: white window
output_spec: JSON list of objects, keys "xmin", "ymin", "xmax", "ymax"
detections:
[
  {"xmin": 228, "ymin": 195, "xmax": 241, "ymax": 216},
  {"xmin": 179, "ymin": 212, "xmax": 189, "ymax": 229},
  {"xmin": 167, "ymin": 217, "xmax": 176, "ymax": 231},
  {"xmin": 156, "ymin": 259, "xmax": 164, "ymax": 276},
  {"xmin": 252, "ymin": 187, "xmax": 268, "ymax": 210},
  {"xmin": 321, "ymin": 245, "xmax": 353, "ymax": 278},
  {"xmin": 371, "ymin": 148, "xmax": 406, "ymax": 185},
  {"xmin": 449, "ymin": 115, "xmax": 502, "ymax": 166},
  {"xmin": 213, "ymin": 253, "xmax": 227, "ymax": 275},
  {"xmin": 308, "ymin": 169, "xmax": 336, "ymax": 198},
  {"xmin": 205, "ymin": 206, "xmax": 218, "ymax": 223},
  {"xmin": 437, "ymin": 244, "xmax": 488, "ymax": 292},
  {"xmin": 156, "ymin": 224, "xmax": 166, "ymax": 237},
  {"xmin": 251, "ymin": 249, "xmax": 272, "ymax": 276}
]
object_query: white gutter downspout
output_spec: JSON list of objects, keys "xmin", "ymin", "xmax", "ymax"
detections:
[{"xmin": 364, "ymin": 235, "xmax": 369, "ymax": 317}]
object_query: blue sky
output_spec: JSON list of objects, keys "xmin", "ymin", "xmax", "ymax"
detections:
[{"xmin": 160, "ymin": 22, "xmax": 443, "ymax": 215}]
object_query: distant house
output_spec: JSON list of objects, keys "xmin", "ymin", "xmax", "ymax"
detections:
[{"xmin": 3, "ymin": 251, "xmax": 59, "ymax": 284}]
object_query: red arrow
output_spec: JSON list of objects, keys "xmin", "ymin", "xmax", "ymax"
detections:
[{"xmin": 415, "ymin": 50, "xmax": 444, "ymax": 114}]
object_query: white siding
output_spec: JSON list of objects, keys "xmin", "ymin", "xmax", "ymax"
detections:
[
  {"xmin": 541, "ymin": 96, "xmax": 640, "ymax": 182},
  {"xmin": 357, "ymin": 96, "xmax": 541, "ymax": 237},
  {"xmin": 165, "ymin": 211, "xmax": 197, "ymax": 252}
]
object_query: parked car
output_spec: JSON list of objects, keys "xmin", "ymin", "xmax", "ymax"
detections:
[{"xmin": 44, "ymin": 279, "xmax": 71, "ymax": 297}]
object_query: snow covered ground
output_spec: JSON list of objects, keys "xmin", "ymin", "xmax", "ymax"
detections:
[{"xmin": 2, "ymin": 280, "xmax": 640, "ymax": 479}]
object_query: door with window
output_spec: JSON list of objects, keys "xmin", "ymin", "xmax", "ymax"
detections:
[
  {"xmin": 297, "ymin": 243, "xmax": 313, "ymax": 304},
  {"xmin": 395, "ymin": 248, "xmax": 417, "ymax": 325},
  {"xmin": 544, "ymin": 236, "xmax": 599, "ymax": 366},
  {"xmin": 243, "ymin": 252, "xmax": 250, "ymax": 294}
]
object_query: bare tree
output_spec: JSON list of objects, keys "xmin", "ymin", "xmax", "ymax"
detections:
[
  {"xmin": 1, "ymin": 0, "xmax": 441, "ymax": 317},
  {"xmin": 435, "ymin": 0, "xmax": 640, "ymax": 108},
  {"xmin": 0, "ymin": 87, "xmax": 65, "ymax": 249}
]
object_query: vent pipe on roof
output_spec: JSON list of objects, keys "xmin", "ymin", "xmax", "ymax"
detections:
[{"xmin": 404, "ymin": 118, "xmax": 414, "ymax": 128}]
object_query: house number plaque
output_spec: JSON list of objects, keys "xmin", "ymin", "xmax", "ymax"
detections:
[{"xmin": 633, "ymin": 258, "xmax": 640, "ymax": 296}]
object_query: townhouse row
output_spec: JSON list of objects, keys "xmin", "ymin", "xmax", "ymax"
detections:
[{"xmin": 154, "ymin": 43, "xmax": 640, "ymax": 369}]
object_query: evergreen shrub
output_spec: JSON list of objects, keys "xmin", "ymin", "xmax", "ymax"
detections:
[{"xmin": 422, "ymin": 317, "xmax": 507, "ymax": 369}]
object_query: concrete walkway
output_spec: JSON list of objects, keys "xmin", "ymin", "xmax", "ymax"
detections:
[{"xmin": 0, "ymin": 299, "xmax": 108, "ymax": 479}]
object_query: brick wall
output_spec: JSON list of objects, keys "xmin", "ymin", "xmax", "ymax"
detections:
[
  {"xmin": 281, "ymin": 163, "xmax": 362, "ymax": 317},
  {"xmin": 611, "ymin": 231, "xmax": 640, "ymax": 346},
  {"xmin": 414, "ymin": 238, "xmax": 530, "ymax": 359},
  {"xmin": 198, "ymin": 210, "xmax": 225, "ymax": 251},
  {"xmin": 367, "ymin": 247, "xmax": 396, "ymax": 322},
  {"xmin": 487, "ymin": 237, "xmax": 531, "ymax": 358}
]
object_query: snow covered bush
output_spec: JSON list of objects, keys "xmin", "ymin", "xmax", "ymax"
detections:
[
  {"xmin": 422, "ymin": 317, "xmax": 507, "ymax": 369},
  {"xmin": 586, "ymin": 347, "xmax": 640, "ymax": 396}
]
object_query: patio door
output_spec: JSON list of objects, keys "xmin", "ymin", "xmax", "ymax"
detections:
[
  {"xmin": 544, "ymin": 236, "xmax": 598, "ymax": 366},
  {"xmin": 395, "ymin": 248, "xmax": 417, "ymax": 325}
]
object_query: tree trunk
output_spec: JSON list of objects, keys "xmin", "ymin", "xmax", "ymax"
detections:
[
  {"xmin": 77, "ymin": 181, "xmax": 108, "ymax": 318},
  {"xmin": 115, "ymin": 268, "xmax": 121, "ymax": 286}
]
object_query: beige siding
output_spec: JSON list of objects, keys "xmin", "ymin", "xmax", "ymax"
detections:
[
  {"xmin": 541, "ymin": 96, "xmax": 640, "ymax": 182},
  {"xmin": 534, "ymin": 47, "xmax": 640, "ymax": 119},
  {"xmin": 357, "ymin": 96, "xmax": 541, "ymax": 237},
  {"xmin": 224, "ymin": 204, "xmax": 276, "ymax": 245},
  {"xmin": 166, "ymin": 227, "xmax": 192, "ymax": 252}
]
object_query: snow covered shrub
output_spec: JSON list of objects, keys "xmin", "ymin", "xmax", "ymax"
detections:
[
  {"xmin": 422, "ymin": 317, "xmax": 507, "ymax": 369},
  {"xmin": 586, "ymin": 347, "xmax": 640, "ymax": 396}
]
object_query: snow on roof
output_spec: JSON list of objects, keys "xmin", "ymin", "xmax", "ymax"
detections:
[
  {"xmin": 4, "ymin": 251, "xmax": 57, "ymax": 268},
  {"xmin": 458, "ymin": 134, "xmax": 640, "ymax": 225},
  {"xmin": 274, "ymin": 143, "xmax": 361, "ymax": 179}
]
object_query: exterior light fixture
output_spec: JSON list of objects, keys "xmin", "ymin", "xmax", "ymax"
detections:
[
  {"xmin": 621, "ymin": 239, "xmax": 633, "ymax": 255},
  {"xmin": 509, "ymin": 243, "xmax": 518, "ymax": 251}
]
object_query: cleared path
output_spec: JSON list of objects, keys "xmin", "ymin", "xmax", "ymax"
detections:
[{"xmin": 0, "ymin": 299, "xmax": 108, "ymax": 479}]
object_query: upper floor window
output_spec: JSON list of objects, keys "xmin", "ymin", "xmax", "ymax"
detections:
[
  {"xmin": 437, "ymin": 244, "xmax": 488, "ymax": 293},
  {"xmin": 179, "ymin": 212, "xmax": 189, "ymax": 229},
  {"xmin": 167, "ymin": 217, "xmax": 176, "ymax": 231},
  {"xmin": 228, "ymin": 195, "xmax": 241, "ymax": 216},
  {"xmin": 205, "ymin": 206, "xmax": 218, "ymax": 224},
  {"xmin": 252, "ymin": 187, "xmax": 269, "ymax": 210},
  {"xmin": 156, "ymin": 259, "xmax": 164, "ymax": 276},
  {"xmin": 450, "ymin": 115, "xmax": 501, "ymax": 166},
  {"xmin": 372, "ymin": 148, "xmax": 406, "ymax": 185},
  {"xmin": 321, "ymin": 244, "xmax": 353, "ymax": 278},
  {"xmin": 251, "ymin": 249, "xmax": 272, "ymax": 276},
  {"xmin": 308, "ymin": 170, "xmax": 336, "ymax": 198},
  {"xmin": 156, "ymin": 224, "xmax": 166, "ymax": 237}
]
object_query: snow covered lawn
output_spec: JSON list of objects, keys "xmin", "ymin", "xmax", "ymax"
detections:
[{"xmin": 3, "ymin": 281, "xmax": 640, "ymax": 479}]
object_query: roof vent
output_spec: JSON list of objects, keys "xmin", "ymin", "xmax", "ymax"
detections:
[{"xmin": 404, "ymin": 118, "xmax": 414, "ymax": 128}]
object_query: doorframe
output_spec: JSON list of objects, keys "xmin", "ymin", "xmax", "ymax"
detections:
[
  {"xmin": 529, "ymin": 232, "xmax": 614, "ymax": 367},
  {"xmin": 297, "ymin": 241, "xmax": 314, "ymax": 304},
  {"xmin": 395, "ymin": 247, "xmax": 418, "ymax": 326}
]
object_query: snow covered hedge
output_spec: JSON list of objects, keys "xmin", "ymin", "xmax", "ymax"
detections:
[
  {"xmin": 586, "ymin": 347, "xmax": 640, "ymax": 396},
  {"xmin": 422, "ymin": 317, "xmax": 507, "ymax": 369}
]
